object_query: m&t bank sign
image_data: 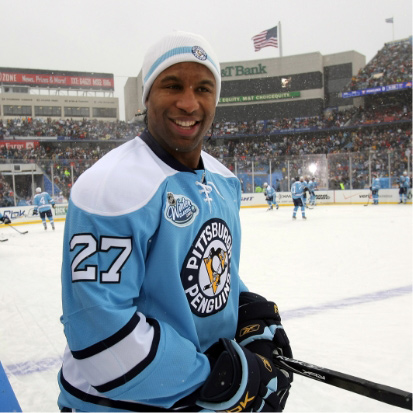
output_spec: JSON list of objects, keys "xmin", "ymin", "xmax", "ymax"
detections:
[{"xmin": 221, "ymin": 64, "xmax": 267, "ymax": 77}]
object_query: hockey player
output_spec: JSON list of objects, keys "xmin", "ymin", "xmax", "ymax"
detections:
[
  {"xmin": 300, "ymin": 176, "xmax": 310, "ymax": 208},
  {"xmin": 263, "ymin": 182, "xmax": 279, "ymax": 210},
  {"xmin": 57, "ymin": 31, "xmax": 292, "ymax": 412},
  {"xmin": 33, "ymin": 187, "xmax": 55, "ymax": 230},
  {"xmin": 398, "ymin": 171, "xmax": 410, "ymax": 204},
  {"xmin": 291, "ymin": 177, "xmax": 306, "ymax": 219},
  {"xmin": 371, "ymin": 175, "xmax": 381, "ymax": 205},
  {"xmin": 307, "ymin": 177, "xmax": 317, "ymax": 206}
]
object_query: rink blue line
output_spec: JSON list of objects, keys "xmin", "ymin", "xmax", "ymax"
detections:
[
  {"xmin": 282, "ymin": 284, "xmax": 412, "ymax": 320},
  {"xmin": 4, "ymin": 285, "xmax": 412, "ymax": 377}
]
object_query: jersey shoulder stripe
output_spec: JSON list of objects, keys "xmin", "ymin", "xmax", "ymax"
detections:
[
  {"xmin": 201, "ymin": 150, "xmax": 236, "ymax": 179},
  {"xmin": 70, "ymin": 137, "xmax": 177, "ymax": 216}
]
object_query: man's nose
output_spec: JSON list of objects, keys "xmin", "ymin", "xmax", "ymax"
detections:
[{"xmin": 176, "ymin": 87, "xmax": 200, "ymax": 113}]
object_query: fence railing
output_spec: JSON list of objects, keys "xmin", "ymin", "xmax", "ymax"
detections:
[
  {"xmin": 0, "ymin": 148, "xmax": 411, "ymax": 206},
  {"xmin": 216, "ymin": 148, "xmax": 411, "ymax": 192}
]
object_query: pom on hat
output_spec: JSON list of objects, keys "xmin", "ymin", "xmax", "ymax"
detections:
[{"xmin": 142, "ymin": 31, "xmax": 221, "ymax": 108}]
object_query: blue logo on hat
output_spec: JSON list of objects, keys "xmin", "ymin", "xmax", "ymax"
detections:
[{"xmin": 192, "ymin": 46, "xmax": 207, "ymax": 61}]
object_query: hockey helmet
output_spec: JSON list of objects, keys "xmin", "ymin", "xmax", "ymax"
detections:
[{"xmin": 36, "ymin": 187, "xmax": 42, "ymax": 193}]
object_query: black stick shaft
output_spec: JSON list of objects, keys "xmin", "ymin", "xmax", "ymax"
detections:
[
  {"xmin": 273, "ymin": 355, "xmax": 412, "ymax": 410},
  {"xmin": 7, "ymin": 224, "xmax": 28, "ymax": 235}
]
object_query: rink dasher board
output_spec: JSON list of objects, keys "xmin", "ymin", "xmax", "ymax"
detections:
[
  {"xmin": 0, "ymin": 189, "xmax": 411, "ymax": 225},
  {"xmin": 0, "ymin": 204, "xmax": 68, "ymax": 226},
  {"xmin": 241, "ymin": 189, "xmax": 411, "ymax": 208}
]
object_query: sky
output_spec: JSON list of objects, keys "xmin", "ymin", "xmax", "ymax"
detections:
[
  {"xmin": 1, "ymin": 0, "xmax": 412, "ymax": 120},
  {"xmin": 0, "ymin": 204, "xmax": 411, "ymax": 411}
]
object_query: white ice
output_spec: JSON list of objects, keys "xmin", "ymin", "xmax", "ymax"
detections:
[{"xmin": 0, "ymin": 204, "xmax": 411, "ymax": 412}]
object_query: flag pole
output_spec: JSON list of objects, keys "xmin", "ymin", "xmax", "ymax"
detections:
[
  {"xmin": 278, "ymin": 21, "xmax": 283, "ymax": 57},
  {"xmin": 392, "ymin": 17, "xmax": 394, "ymax": 41}
]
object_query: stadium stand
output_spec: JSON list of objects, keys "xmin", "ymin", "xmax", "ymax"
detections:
[{"xmin": 1, "ymin": 38, "xmax": 411, "ymax": 204}]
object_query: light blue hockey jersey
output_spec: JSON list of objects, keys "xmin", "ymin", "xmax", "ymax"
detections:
[
  {"xmin": 291, "ymin": 181, "xmax": 304, "ymax": 199},
  {"xmin": 264, "ymin": 185, "xmax": 276, "ymax": 198},
  {"xmin": 372, "ymin": 178, "xmax": 381, "ymax": 190},
  {"xmin": 307, "ymin": 180, "xmax": 316, "ymax": 191},
  {"xmin": 33, "ymin": 191, "xmax": 55, "ymax": 212},
  {"xmin": 58, "ymin": 130, "xmax": 248, "ymax": 411},
  {"xmin": 399, "ymin": 175, "xmax": 410, "ymax": 189}
]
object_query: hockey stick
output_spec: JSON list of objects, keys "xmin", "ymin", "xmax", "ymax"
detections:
[
  {"xmin": 364, "ymin": 192, "xmax": 371, "ymax": 207},
  {"xmin": 6, "ymin": 224, "xmax": 28, "ymax": 235},
  {"xmin": 273, "ymin": 355, "xmax": 412, "ymax": 410}
]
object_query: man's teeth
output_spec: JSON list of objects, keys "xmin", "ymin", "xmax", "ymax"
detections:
[{"xmin": 174, "ymin": 120, "xmax": 196, "ymax": 127}]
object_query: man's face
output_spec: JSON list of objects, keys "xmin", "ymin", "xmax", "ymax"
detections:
[{"xmin": 146, "ymin": 62, "xmax": 217, "ymax": 169}]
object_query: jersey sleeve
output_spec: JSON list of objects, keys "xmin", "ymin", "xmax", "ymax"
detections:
[{"xmin": 60, "ymin": 199, "xmax": 210, "ymax": 408}]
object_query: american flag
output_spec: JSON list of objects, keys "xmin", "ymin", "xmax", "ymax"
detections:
[{"xmin": 252, "ymin": 26, "xmax": 278, "ymax": 51}]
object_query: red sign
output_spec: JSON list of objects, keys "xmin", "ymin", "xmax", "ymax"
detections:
[
  {"xmin": 0, "ymin": 141, "xmax": 40, "ymax": 150},
  {"xmin": 0, "ymin": 70, "xmax": 114, "ymax": 90}
]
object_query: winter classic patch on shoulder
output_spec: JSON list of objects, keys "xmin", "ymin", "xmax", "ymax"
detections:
[{"xmin": 164, "ymin": 192, "xmax": 199, "ymax": 227}]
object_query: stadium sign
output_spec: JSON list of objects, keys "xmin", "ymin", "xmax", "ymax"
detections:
[
  {"xmin": 219, "ymin": 91, "xmax": 300, "ymax": 104},
  {"xmin": 0, "ymin": 68, "xmax": 114, "ymax": 91},
  {"xmin": 341, "ymin": 81, "xmax": 412, "ymax": 98},
  {"xmin": 221, "ymin": 64, "xmax": 267, "ymax": 77}
]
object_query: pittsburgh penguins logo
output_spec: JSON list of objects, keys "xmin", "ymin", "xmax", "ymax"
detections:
[
  {"xmin": 203, "ymin": 247, "xmax": 227, "ymax": 294},
  {"xmin": 191, "ymin": 46, "xmax": 207, "ymax": 61},
  {"xmin": 181, "ymin": 219, "xmax": 232, "ymax": 317}
]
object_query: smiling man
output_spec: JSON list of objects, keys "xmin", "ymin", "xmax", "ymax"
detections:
[{"xmin": 57, "ymin": 31, "xmax": 292, "ymax": 412}]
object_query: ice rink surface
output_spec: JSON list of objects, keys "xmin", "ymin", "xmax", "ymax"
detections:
[{"xmin": 0, "ymin": 204, "xmax": 412, "ymax": 412}]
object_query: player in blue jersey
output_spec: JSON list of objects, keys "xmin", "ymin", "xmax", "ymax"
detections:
[
  {"xmin": 57, "ymin": 31, "xmax": 292, "ymax": 412},
  {"xmin": 398, "ymin": 171, "xmax": 410, "ymax": 204},
  {"xmin": 300, "ymin": 176, "xmax": 310, "ymax": 208},
  {"xmin": 291, "ymin": 177, "xmax": 306, "ymax": 220},
  {"xmin": 307, "ymin": 177, "xmax": 317, "ymax": 206},
  {"xmin": 371, "ymin": 175, "xmax": 381, "ymax": 205},
  {"xmin": 263, "ymin": 182, "xmax": 279, "ymax": 210},
  {"xmin": 33, "ymin": 187, "xmax": 55, "ymax": 230}
]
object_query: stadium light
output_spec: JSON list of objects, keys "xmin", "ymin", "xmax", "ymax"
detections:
[{"xmin": 309, "ymin": 163, "xmax": 317, "ymax": 174}]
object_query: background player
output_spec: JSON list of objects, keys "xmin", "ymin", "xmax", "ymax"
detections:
[
  {"xmin": 371, "ymin": 174, "xmax": 381, "ymax": 205},
  {"xmin": 291, "ymin": 177, "xmax": 306, "ymax": 220},
  {"xmin": 308, "ymin": 177, "xmax": 317, "ymax": 206},
  {"xmin": 263, "ymin": 182, "xmax": 279, "ymax": 210},
  {"xmin": 33, "ymin": 187, "xmax": 55, "ymax": 230},
  {"xmin": 398, "ymin": 171, "xmax": 410, "ymax": 204},
  {"xmin": 300, "ymin": 176, "xmax": 309, "ymax": 208}
]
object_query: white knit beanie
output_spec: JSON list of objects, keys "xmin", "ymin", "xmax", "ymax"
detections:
[{"xmin": 142, "ymin": 31, "xmax": 221, "ymax": 108}]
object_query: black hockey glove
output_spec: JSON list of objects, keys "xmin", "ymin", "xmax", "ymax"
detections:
[
  {"xmin": 235, "ymin": 292, "xmax": 293, "ymax": 362},
  {"xmin": 0, "ymin": 216, "xmax": 11, "ymax": 224},
  {"xmin": 33, "ymin": 209, "xmax": 38, "ymax": 216},
  {"xmin": 197, "ymin": 338, "xmax": 291, "ymax": 412}
]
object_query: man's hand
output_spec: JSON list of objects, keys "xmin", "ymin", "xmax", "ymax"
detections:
[
  {"xmin": 235, "ymin": 292, "xmax": 293, "ymax": 361},
  {"xmin": 0, "ymin": 216, "xmax": 11, "ymax": 224},
  {"xmin": 197, "ymin": 338, "xmax": 291, "ymax": 412}
]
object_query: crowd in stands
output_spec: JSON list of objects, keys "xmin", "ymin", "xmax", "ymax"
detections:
[
  {"xmin": 0, "ymin": 118, "xmax": 145, "ymax": 141},
  {"xmin": 1, "ymin": 37, "xmax": 411, "ymax": 204},
  {"xmin": 1, "ymin": 117, "xmax": 410, "ymax": 203},
  {"xmin": 343, "ymin": 37, "xmax": 412, "ymax": 92},
  {"xmin": 1, "ymin": 101, "xmax": 410, "ymax": 143}
]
